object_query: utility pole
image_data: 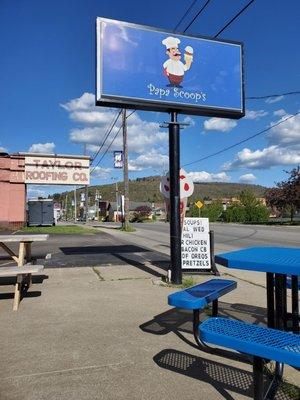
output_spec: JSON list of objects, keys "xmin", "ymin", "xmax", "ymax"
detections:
[
  {"xmin": 115, "ymin": 181, "xmax": 119, "ymax": 222},
  {"xmin": 74, "ymin": 187, "xmax": 77, "ymax": 222},
  {"xmin": 95, "ymin": 190, "xmax": 98, "ymax": 221},
  {"xmin": 95, "ymin": 190, "xmax": 101, "ymax": 221},
  {"xmin": 84, "ymin": 143, "xmax": 89, "ymax": 223},
  {"xmin": 65, "ymin": 193, "xmax": 68, "ymax": 221},
  {"xmin": 122, "ymin": 109, "xmax": 130, "ymax": 230}
]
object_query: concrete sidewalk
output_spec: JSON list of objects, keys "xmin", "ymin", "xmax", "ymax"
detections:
[{"xmin": 0, "ymin": 261, "xmax": 299, "ymax": 400}]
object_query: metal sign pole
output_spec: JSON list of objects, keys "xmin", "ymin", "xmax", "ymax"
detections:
[{"xmin": 168, "ymin": 111, "xmax": 182, "ymax": 285}]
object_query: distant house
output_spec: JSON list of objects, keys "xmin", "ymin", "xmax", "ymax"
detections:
[{"xmin": 107, "ymin": 201, "xmax": 153, "ymax": 222}]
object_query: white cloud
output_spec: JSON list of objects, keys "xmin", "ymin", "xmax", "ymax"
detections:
[
  {"xmin": 267, "ymin": 112, "xmax": 300, "ymax": 148},
  {"xmin": 245, "ymin": 109, "xmax": 268, "ymax": 120},
  {"xmin": 187, "ymin": 171, "xmax": 230, "ymax": 182},
  {"xmin": 239, "ymin": 173, "xmax": 257, "ymax": 183},
  {"xmin": 70, "ymin": 110, "xmax": 116, "ymax": 125},
  {"xmin": 91, "ymin": 166, "xmax": 112, "ymax": 179},
  {"xmin": 182, "ymin": 116, "xmax": 195, "ymax": 127},
  {"xmin": 203, "ymin": 117, "xmax": 237, "ymax": 132},
  {"xmin": 64, "ymin": 93, "xmax": 168, "ymax": 155},
  {"xmin": 223, "ymin": 110, "xmax": 300, "ymax": 170},
  {"xmin": 28, "ymin": 142, "xmax": 55, "ymax": 153},
  {"xmin": 60, "ymin": 92, "xmax": 95, "ymax": 112},
  {"xmin": 129, "ymin": 151, "xmax": 169, "ymax": 172},
  {"xmin": 273, "ymin": 109, "xmax": 286, "ymax": 117},
  {"xmin": 265, "ymin": 95, "xmax": 284, "ymax": 104},
  {"xmin": 0, "ymin": 145, "xmax": 8, "ymax": 152},
  {"xmin": 223, "ymin": 145, "xmax": 300, "ymax": 170}
]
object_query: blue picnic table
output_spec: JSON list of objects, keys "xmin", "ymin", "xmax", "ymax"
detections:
[
  {"xmin": 215, "ymin": 247, "xmax": 300, "ymax": 334},
  {"xmin": 214, "ymin": 247, "xmax": 300, "ymax": 398}
]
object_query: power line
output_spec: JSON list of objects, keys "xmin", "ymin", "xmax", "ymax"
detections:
[
  {"xmin": 214, "ymin": 0, "xmax": 255, "ymax": 37},
  {"xmin": 174, "ymin": 0, "xmax": 199, "ymax": 31},
  {"xmin": 126, "ymin": 109, "xmax": 136, "ymax": 119},
  {"xmin": 91, "ymin": 109, "xmax": 122, "ymax": 162},
  {"xmin": 90, "ymin": 109, "xmax": 122, "ymax": 164},
  {"xmin": 183, "ymin": 0, "xmax": 212, "ymax": 32},
  {"xmin": 182, "ymin": 111, "xmax": 300, "ymax": 168},
  {"xmin": 247, "ymin": 90, "xmax": 300, "ymax": 100},
  {"xmin": 91, "ymin": 124, "xmax": 123, "ymax": 174}
]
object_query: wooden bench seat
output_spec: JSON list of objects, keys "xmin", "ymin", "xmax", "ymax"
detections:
[{"xmin": 0, "ymin": 265, "xmax": 44, "ymax": 277}]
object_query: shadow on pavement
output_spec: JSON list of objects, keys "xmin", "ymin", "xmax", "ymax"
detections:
[
  {"xmin": 0, "ymin": 274, "xmax": 48, "ymax": 286},
  {"xmin": 140, "ymin": 301, "xmax": 268, "ymax": 337},
  {"xmin": 0, "ymin": 291, "xmax": 41, "ymax": 300},
  {"xmin": 113, "ymin": 253, "xmax": 167, "ymax": 278},
  {"xmin": 154, "ymin": 349, "xmax": 297, "ymax": 400},
  {"xmin": 0, "ymin": 274, "xmax": 48, "ymax": 303},
  {"xmin": 60, "ymin": 245, "xmax": 150, "ymax": 255},
  {"xmin": 140, "ymin": 301, "xmax": 269, "ymax": 362},
  {"xmin": 154, "ymin": 348, "xmax": 252, "ymax": 400}
]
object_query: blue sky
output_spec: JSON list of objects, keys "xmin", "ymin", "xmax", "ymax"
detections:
[{"xmin": 1, "ymin": 0, "xmax": 300, "ymax": 197}]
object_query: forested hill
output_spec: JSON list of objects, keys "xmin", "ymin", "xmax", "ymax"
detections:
[{"xmin": 53, "ymin": 176, "xmax": 267, "ymax": 203}]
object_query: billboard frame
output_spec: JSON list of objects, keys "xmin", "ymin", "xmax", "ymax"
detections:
[{"xmin": 96, "ymin": 17, "xmax": 245, "ymax": 119}]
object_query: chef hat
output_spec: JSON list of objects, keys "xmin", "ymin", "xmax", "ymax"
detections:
[{"xmin": 162, "ymin": 36, "xmax": 181, "ymax": 49}]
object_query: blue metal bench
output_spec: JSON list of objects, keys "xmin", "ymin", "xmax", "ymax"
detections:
[
  {"xmin": 168, "ymin": 279, "xmax": 237, "ymax": 346},
  {"xmin": 200, "ymin": 317, "xmax": 300, "ymax": 400}
]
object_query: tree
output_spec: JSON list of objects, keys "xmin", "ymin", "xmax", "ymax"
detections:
[
  {"xmin": 265, "ymin": 187, "xmax": 286, "ymax": 218},
  {"xmin": 201, "ymin": 201, "xmax": 223, "ymax": 222},
  {"xmin": 224, "ymin": 190, "xmax": 269, "ymax": 223},
  {"xmin": 188, "ymin": 201, "xmax": 223, "ymax": 221},
  {"xmin": 266, "ymin": 167, "xmax": 300, "ymax": 222},
  {"xmin": 224, "ymin": 203, "xmax": 246, "ymax": 223},
  {"xmin": 131, "ymin": 205, "xmax": 152, "ymax": 222}
]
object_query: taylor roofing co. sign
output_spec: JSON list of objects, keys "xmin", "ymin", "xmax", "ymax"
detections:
[
  {"xmin": 23, "ymin": 154, "xmax": 90, "ymax": 185},
  {"xmin": 96, "ymin": 18, "xmax": 244, "ymax": 118}
]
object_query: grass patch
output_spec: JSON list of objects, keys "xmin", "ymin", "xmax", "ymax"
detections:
[
  {"xmin": 19, "ymin": 225, "xmax": 100, "ymax": 235},
  {"xmin": 118, "ymin": 225, "xmax": 136, "ymax": 232},
  {"xmin": 92, "ymin": 267, "xmax": 105, "ymax": 281},
  {"xmin": 181, "ymin": 276, "xmax": 197, "ymax": 288},
  {"xmin": 161, "ymin": 275, "xmax": 198, "ymax": 289}
]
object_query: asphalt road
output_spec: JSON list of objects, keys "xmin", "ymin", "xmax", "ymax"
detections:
[
  {"xmin": 0, "ymin": 229, "xmax": 170, "ymax": 273},
  {"xmin": 127, "ymin": 221, "xmax": 300, "ymax": 253},
  {"xmin": 0, "ymin": 222, "xmax": 299, "ymax": 275}
]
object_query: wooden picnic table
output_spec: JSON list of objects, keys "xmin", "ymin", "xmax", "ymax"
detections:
[
  {"xmin": 0, "ymin": 234, "xmax": 49, "ymax": 266},
  {"xmin": 0, "ymin": 234, "xmax": 49, "ymax": 310}
]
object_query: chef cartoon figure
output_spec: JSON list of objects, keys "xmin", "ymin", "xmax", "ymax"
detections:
[{"xmin": 162, "ymin": 36, "xmax": 194, "ymax": 87}]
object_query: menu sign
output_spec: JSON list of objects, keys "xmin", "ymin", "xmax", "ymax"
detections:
[{"xmin": 181, "ymin": 218, "xmax": 211, "ymax": 270}]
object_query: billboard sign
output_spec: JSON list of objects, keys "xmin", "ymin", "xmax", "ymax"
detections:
[
  {"xmin": 96, "ymin": 18, "xmax": 244, "ymax": 118},
  {"xmin": 24, "ymin": 154, "xmax": 90, "ymax": 185}
]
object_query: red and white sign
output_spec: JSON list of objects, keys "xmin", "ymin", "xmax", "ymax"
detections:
[
  {"xmin": 159, "ymin": 169, "xmax": 194, "ymax": 199},
  {"xmin": 24, "ymin": 155, "xmax": 90, "ymax": 185},
  {"xmin": 160, "ymin": 169, "xmax": 194, "ymax": 226}
]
